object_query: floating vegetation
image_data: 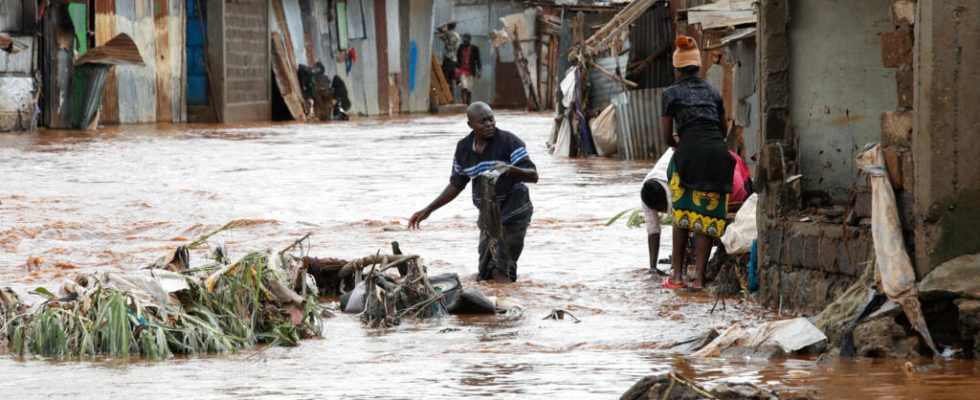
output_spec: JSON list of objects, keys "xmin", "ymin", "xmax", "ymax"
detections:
[{"xmin": 0, "ymin": 228, "xmax": 321, "ymax": 359}]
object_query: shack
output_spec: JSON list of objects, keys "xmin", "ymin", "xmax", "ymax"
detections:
[{"xmin": 755, "ymin": 0, "xmax": 980, "ymax": 320}]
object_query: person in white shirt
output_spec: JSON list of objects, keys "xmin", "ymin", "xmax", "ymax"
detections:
[{"xmin": 640, "ymin": 148, "xmax": 674, "ymax": 274}]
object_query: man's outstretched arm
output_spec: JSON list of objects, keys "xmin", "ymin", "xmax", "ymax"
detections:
[
  {"xmin": 409, "ymin": 184, "xmax": 463, "ymax": 229},
  {"xmin": 505, "ymin": 165, "xmax": 538, "ymax": 184}
]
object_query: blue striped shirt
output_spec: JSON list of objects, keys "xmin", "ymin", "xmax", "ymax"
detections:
[{"xmin": 450, "ymin": 129, "xmax": 535, "ymax": 223}]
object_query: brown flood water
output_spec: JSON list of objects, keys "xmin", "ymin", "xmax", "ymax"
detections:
[{"xmin": 0, "ymin": 113, "xmax": 977, "ymax": 399}]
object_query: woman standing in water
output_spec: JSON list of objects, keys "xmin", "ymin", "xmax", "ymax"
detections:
[{"xmin": 660, "ymin": 36, "xmax": 735, "ymax": 290}]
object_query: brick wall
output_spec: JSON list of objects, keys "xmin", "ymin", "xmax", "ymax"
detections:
[{"xmin": 222, "ymin": 0, "xmax": 270, "ymax": 121}]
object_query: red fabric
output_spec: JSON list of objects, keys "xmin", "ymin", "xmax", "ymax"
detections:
[
  {"xmin": 347, "ymin": 48, "xmax": 357, "ymax": 63},
  {"xmin": 456, "ymin": 47, "xmax": 473, "ymax": 78},
  {"xmin": 729, "ymin": 151, "xmax": 750, "ymax": 205}
]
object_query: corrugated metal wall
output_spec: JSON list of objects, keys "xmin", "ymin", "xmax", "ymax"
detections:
[
  {"xmin": 347, "ymin": 0, "xmax": 381, "ymax": 115},
  {"xmin": 114, "ymin": 0, "xmax": 159, "ymax": 124},
  {"xmin": 630, "ymin": 3, "xmax": 673, "ymax": 89},
  {"xmin": 402, "ymin": 0, "xmax": 434, "ymax": 113},
  {"xmin": 97, "ymin": 0, "xmax": 185, "ymax": 124},
  {"xmin": 612, "ymin": 88, "xmax": 667, "ymax": 160},
  {"xmin": 0, "ymin": 0, "xmax": 37, "ymax": 131},
  {"xmin": 588, "ymin": 54, "xmax": 629, "ymax": 110}
]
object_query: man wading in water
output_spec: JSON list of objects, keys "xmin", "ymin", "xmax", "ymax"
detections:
[{"xmin": 409, "ymin": 102, "xmax": 538, "ymax": 282}]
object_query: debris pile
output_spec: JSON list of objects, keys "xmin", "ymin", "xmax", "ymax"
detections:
[
  {"xmin": 0, "ymin": 230, "xmax": 321, "ymax": 359},
  {"xmin": 620, "ymin": 371, "xmax": 781, "ymax": 400}
]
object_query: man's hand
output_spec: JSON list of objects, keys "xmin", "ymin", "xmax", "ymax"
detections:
[{"xmin": 408, "ymin": 208, "xmax": 431, "ymax": 229}]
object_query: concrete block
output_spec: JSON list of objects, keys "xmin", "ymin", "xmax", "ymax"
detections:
[
  {"xmin": 804, "ymin": 234, "xmax": 821, "ymax": 270},
  {"xmin": 892, "ymin": 0, "xmax": 915, "ymax": 26},
  {"xmin": 819, "ymin": 237, "xmax": 839, "ymax": 273},
  {"xmin": 881, "ymin": 110, "xmax": 913, "ymax": 147},
  {"xmin": 883, "ymin": 147, "xmax": 904, "ymax": 190},
  {"xmin": 901, "ymin": 150, "xmax": 914, "ymax": 192},
  {"xmin": 787, "ymin": 232, "xmax": 806, "ymax": 267},
  {"xmin": 880, "ymin": 30, "xmax": 913, "ymax": 68},
  {"xmin": 766, "ymin": 226, "xmax": 784, "ymax": 264},
  {"xmin": 896, "ymin": 69, "xmax": 914, "ymax": 109}
]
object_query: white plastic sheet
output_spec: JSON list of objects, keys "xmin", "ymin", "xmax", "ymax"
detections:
[
  {"xmin": 855, "ymin": 143, "xmax": 938, "ymax": 354},
  {"xmin": 720, "ymin": 193, "xmax": 758, "ymax": 254}
]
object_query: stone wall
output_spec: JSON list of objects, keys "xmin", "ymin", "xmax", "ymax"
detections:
[{"xmin": 758, "ymin": 221, "xmax": 875, "ymax": 315}]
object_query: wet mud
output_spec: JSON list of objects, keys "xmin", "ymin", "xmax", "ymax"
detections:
[{"xmin": 0, "ymin": 113, "xmax": 977, "ymax": 398}]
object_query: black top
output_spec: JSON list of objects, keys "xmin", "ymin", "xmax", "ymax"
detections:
[
  {"xmin": 456, "ymin": 44, "xmax": 481, "ymax": 73},
  {"xmin": 661, "ymin": 77, "xmax": 724, "ymax": 134},
  {"xmin": 450, "ymin": 129, "xmax": 535, "ymax": 223}
]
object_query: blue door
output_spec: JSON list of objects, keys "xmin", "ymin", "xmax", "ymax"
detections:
[{"xmin": 186, "ymin": 0, "xmax": 208, "ymax": 105}]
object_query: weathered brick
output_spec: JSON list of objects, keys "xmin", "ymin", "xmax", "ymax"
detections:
[
  {"xmin": 881, "ymin": 110, "xmax": 913, "ymax": 147},
  {"xmin": 883, "ymin": 147, "xmax": 904, "ymax": 190},
  {"xmin": 787, "ymin": 233, "xmax": 806, "ymax": 267},
  {"xmin": 766, "ymin": 226, "xmax": 784, "ymax": 264},
  {"xmin": 896, "ymin": 69, "xmax": 914, "ymax": 109},
  {"xmin": 892, "ymin": 0, "xmax": 915, "ymax": 26},
  {"xmin": 819, "ymin": 237, "xmax": 839, "ymax": 273},
  {"xmin": 803, "ymin": 235, "xmax": 821, "ymax": 270},
  {"xmin": 880, "ymin": 30, "xmax": 913, "ymax": 68}
]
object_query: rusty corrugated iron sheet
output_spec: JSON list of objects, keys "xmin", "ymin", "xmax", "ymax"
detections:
[
  {"xmin": 114, "ymin": 0, "xmax": 159, "ymax": 124},
  {"xmin": 75, "ymin": 33, "xmax": 145, "ymax": 65},
  {"xmin": 95, "ymin": 0, "xmax": 120, "ymax": 123},
  {"xmin": 629, "ymin": 3, "xmax": 673, "ymax": 89},
  {"xmin": 93, "ymin": 0, "xmax": 184, "ymax": 125},
  {"xmin": 612, "ymin": 88, "xmax": 667, "ymax": 160}
]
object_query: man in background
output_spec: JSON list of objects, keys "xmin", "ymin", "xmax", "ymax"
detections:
[
  {"xmin": 455, "ymin": 34, "xmax": 482, "ymax": 105},
  {"xmin": 436, "ymin": 21, "xmax": 461, "ymax": 91}
]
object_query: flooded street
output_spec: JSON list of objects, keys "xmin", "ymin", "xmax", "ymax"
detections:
[{"xmin": 0, "ymin": 113, "xmax": 977, "ymax": 399}]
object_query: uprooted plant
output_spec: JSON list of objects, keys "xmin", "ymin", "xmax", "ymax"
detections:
[{"xmin": 0, "ymin": 226, "xmax": 322, "ymax": 359}]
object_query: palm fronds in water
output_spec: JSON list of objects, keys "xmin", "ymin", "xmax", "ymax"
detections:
[
  {"xmin": 606, "ymin": 207, "xmax": 672, "ymax": 228},
  {"xmin": 1, "ymin": 231, "xmax": 321, "ymax": 359}
]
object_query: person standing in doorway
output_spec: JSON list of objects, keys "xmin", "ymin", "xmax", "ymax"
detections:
[
  {"xmin": 660, "ymin": 35, "xmax": 735, "ymax": 290},
  {"xmin": 409, "ymin": 102, "xmax": 538, "ymax": 282},
  {"xmin": 436, "ymin": 21, "xmax": 461, "ymax": 90},
  {"xmin": 456, "ymin": 34, "xmax": 482, "ymax": 105}
]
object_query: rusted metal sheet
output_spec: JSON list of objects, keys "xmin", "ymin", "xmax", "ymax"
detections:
[
  {"xmin": 76, "ymin": 33, "xmax": 145, "ymax": 65},
  {"xmin": 0, "ymin": 76, "xmax": 36, "ymax": 131},
  {"xmin": 612, "ymin": 88, "xmax": 666, "ymax": 160},
  {"xmin": 114, "ymin": 0, "xmax": 159, "ymax": 124},
  {"xmin": 0, "ymin": 36, "xmax": 33, "ymax": 73},
  {"xmin": 153, "ymin": 0, "xmax": 172, "ymax": 122},
  {"xmin": 630, "ymin": 3, "xmax": 673, "ymax": 89},
  {"xmin": 42, "ymin": 4, "xmax": 74, "ymax": 129},
  {"xmin": 271, "ymin": 31, "xmax": 307, "ymax": 120},
  {"xmin": 95, "ymin": 0, "xmax": 119, "ymax": 123},
  {"xmin": 374, "ymin": 0, "xmax": 390, "ymax": 114},
  {"xmin": 281, "ymin": 0, "xmax": 307, "ymax": 66}
]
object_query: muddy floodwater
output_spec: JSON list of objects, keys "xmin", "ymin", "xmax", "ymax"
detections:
[{"xmin": 1, "ymin": 113, "xmax": 977, "ymax": 399}]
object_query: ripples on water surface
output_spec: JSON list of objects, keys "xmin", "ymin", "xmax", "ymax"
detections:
[{"xmin": 0, "ymin": 113, "xmax": 977, "ymax": 398}]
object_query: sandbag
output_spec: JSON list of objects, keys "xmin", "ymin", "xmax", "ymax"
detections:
[{"xmin": 589, "ymin": 105, "xmax": 617, "ymax": 156}]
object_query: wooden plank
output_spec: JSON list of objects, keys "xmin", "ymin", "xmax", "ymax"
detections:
[
  {"xmin": 429, "ymin": 52, "xmax": 453, "ymax": 104},
  {"xmin": 95, "ymin": 0, "xmax": 119, "ymax": 124},
  {"xmin": 153, "ymin": 0, "xmax": 172, "ymax": 122},
  {"xmin": 688, "ymin": 10, "xmax": 755, "ymax": 30},
  {"xmin": 374, "ymin": 0, "xmax": 390, "ymax": 114},
  {"xmin": 270, "ymin": 32, "xmax": 307, "ymax": 120}
]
